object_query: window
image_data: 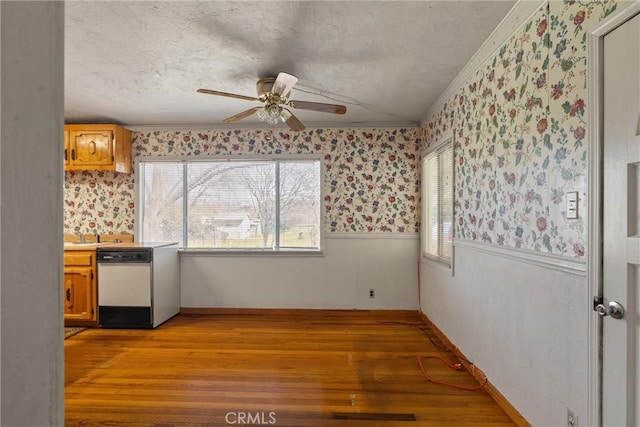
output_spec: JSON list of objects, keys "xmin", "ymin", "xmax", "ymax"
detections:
[
  {"xmin": 138, "ymin": 158, "xmax": 322, "ymax": 252},
  {"xmin": 422, "ymin": 136, "xmax": 453, "ymax": 265}
]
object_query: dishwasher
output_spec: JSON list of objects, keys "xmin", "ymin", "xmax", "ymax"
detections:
[{"xmin": 97, "ymin": 243, "xmax": 179, "ymax": 328}]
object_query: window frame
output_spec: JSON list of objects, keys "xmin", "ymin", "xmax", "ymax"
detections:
[
  {"xmin": 135, "ymin": 155, "xmax": 325, "ymax": 255},
  {"xmin": 421, "ymin": 131, "xmax": 454, "ymax": 270}
]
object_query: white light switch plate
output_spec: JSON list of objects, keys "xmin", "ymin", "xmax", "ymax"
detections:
[{"xmin": 566, "ymin": 191, "xmax": 578, "ymax": 219}]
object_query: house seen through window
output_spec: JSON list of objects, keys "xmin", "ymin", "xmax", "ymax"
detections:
[{"xmin": 138, "ymin": 159, "xmax": 322, "ymax": 251}]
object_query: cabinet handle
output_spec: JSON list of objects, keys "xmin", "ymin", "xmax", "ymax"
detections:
[
  {"xmin": 64, "ymin": 148, "xmax": 68, "ymax": 161},
  {"xmin": 89, "ymin": 140, "xmax": 96, "ymax": 155},
  {"xmin": 64, "ymin": 280, "xmax": 74, "ymax": 309},
  {"xmin": 71, "ymin": 149, "xmax": 76, "ymax": 161},
  {"xmin": 65, "ymin": 285, "xmax": 73, "ymax": 309}
]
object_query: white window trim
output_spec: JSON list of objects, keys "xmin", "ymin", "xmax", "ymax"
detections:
[
  {"xmin": 134, "ymin": 155, "xmax": 325, "ymax": 255},
  {"xmin": 421, "ymin": 130, "xmax": 454, "ymax": 273}
]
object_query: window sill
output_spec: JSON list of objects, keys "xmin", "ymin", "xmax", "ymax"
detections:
[
  {"xmin": 179, "ymin": 248, "xmax": 325, "ymax": 257},
  {"xmin": 421, "ymin": 253, "xmax": 454, "ymax": 276}
]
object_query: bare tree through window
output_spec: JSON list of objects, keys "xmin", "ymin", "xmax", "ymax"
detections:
[{"xmin": 140, "ymin": 159, "xmax": 321, "ymax": 251}]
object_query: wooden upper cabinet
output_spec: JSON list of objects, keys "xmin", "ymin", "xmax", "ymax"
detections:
[
  {"xmin": 73, "ymin": 129, "xmax": 113, "ymax": 166},
  {"xmin": 65, "ymin": 124, "xmax": 132, "ymax": 173}
]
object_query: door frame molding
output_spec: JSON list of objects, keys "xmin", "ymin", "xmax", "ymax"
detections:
[{"xmin": 587, "ymin": 3, "xmax": 640, "ymax": 425}]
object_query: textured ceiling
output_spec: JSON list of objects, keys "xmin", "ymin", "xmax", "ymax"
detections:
[{"xmin": 65, "ymin": 1, "xmax": 516, "ymax": 129}]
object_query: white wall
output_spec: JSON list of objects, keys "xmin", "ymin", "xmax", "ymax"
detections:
[
  {"xmin": 181, "ymin": 234, "xmax": 419, "ymax": 309},
  {"xmin": 0, "ymin": 2, "xmax": 64, "ymax": 425},
  {"xmin": 420, "ymin": 241, "xmax": 588, "ymax": 426}
]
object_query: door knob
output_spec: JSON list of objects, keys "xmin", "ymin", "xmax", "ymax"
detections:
[
  {"xmin": 606, "ymin": 301, "xmax": 625, "ymax": 319},
  {"xmin": 595, "ymin": 301, "xmax": 625, "ymax": 319}
]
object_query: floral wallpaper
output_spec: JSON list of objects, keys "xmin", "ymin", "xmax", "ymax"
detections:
[
  {"xmin": 64, "ymin": 170, "xmax": 135, "ymax": 234},
  {"xmin": 64, "ymin": 128, "xmax": 421, "ymax": 234},
  {"xmin": 421, "ymin": 0, "xmax": 620, "ymax": 258}
]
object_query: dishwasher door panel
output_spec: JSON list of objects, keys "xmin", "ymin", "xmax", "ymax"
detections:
[{"xmin": 98, "ymin": 263, "xmax": 152, "ymax": 306}]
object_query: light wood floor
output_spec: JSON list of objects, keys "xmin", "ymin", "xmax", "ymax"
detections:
[{"xmin": 65, "ymin": 311, "xmax": 515, "ymax": 426}]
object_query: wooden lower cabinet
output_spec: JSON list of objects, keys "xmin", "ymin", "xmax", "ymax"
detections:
[{"xmin": 64, "ymin": 250, "xmax": 97, "ymax": 325}]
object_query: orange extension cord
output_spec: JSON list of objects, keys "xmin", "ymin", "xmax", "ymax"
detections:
[
  {"xmin": 417, "ymin": 253, "xmax": 487, "ymax": 392},
  {"xmin": 417, "ymin": 355, "xmax": 488, "ymax": 392}
]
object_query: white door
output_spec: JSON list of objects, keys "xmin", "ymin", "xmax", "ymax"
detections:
[{"xmin": 602, "ymin": 12, "xmax": 640, "ymax": 427}]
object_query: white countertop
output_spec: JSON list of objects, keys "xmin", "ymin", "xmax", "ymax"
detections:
[{"xmin": 97, "ymin": 242, "xmax": 179, "ymax": 250}]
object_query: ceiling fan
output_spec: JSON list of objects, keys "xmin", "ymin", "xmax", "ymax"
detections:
[{"xmin": 197, "ymin": 72, "xmax": 346, "ymax": 132}]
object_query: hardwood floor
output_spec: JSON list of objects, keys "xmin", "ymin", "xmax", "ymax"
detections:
[{"xmin": 65, "ymin": 311, "xmax": 516, "ymax": 426}]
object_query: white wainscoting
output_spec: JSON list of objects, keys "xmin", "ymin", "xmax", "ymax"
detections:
[
  {"xmin": 420, "ymin": 240, "xmax": 589, "ymax": 427},
  {"xmin": 180, "ymin": 233, "xmax": 420, "ymax": 309}
]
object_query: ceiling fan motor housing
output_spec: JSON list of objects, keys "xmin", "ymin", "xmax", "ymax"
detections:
[{"xmin": 256, "ymin": 77, "xmax": 276, "ymax": 97}]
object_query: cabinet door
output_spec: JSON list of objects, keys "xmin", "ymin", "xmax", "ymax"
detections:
[
  {"xmin": 64, "ymin": 130, "xmax": 70, "ymax": 167},
  {"xmin": 69, "ymin": 129, "xmax": 114, "ymax": 167},
  {"xmin": 63, "ymin": 267, "xmax": 95, "ymax": 321}
]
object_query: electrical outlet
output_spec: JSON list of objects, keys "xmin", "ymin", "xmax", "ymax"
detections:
[
  {"xmin": 369, "ymin": 289, "xmax": 375, "ymax": 298},
  {"xmin": 567, "ymin": 408, "xmax": 578, "ymax": 427}
]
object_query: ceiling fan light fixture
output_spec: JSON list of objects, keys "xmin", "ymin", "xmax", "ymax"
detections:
[
  {"xmin": 255, "ymin": 107, "xmax": 267, "ymax": 122},
  {"xmin": 255, "ymin": 104, "xmax": 281, "ymax": 125},
  {"xmin": 266, "ymin": 104, "xmax": 281, "ymax": 125},
  {"xmin": 266, "ymin": 115, "xmax": 280, "ymax": 126}
]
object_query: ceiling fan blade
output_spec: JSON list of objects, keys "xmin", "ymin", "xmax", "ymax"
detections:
[
  {"xmin": 288, "ymin": 100, "xmax": 347, "ymax": 115},
  {"xmin": 271, "ymin": 72, "xmax": 298, "ymax": 98},
  {"xmin": 281, "ymin": 108, "xmax": 306, "ymax": 132},
  {"xmin": 197, "ymin": 88, "xmax": 260, "ymax": 102},
  {"xmin": 223, "ymin": 107, "xmax": 262, "ymax": 123}
]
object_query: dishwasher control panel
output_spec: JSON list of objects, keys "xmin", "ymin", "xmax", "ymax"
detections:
[{"xmin": 97, "ymin": 249, "xmax": 152, "ymax": 263}]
